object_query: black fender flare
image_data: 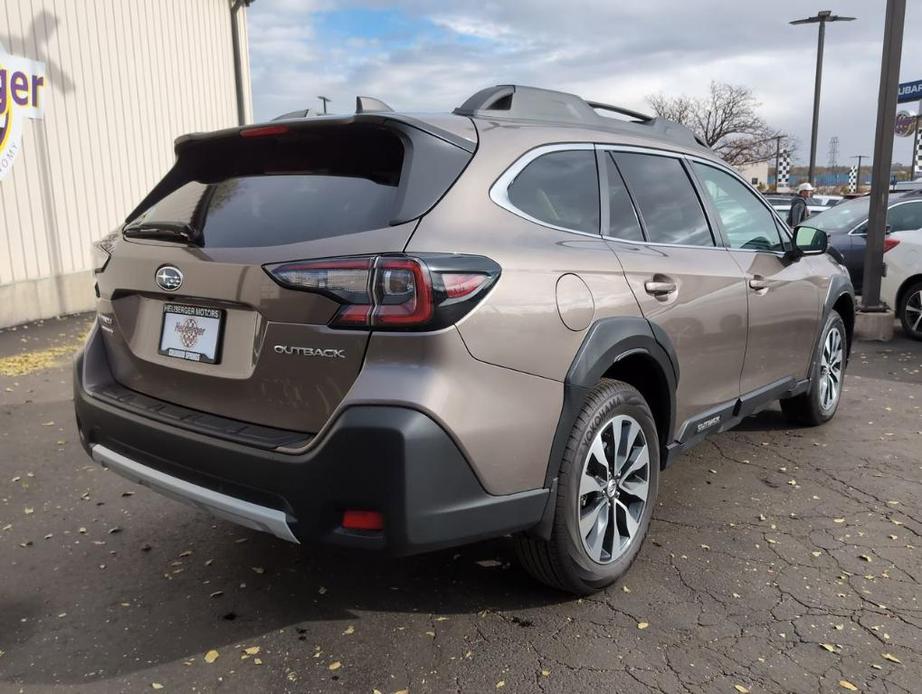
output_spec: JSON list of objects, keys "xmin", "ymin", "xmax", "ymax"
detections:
[
  {"xmin": 796, "ymin": 273, "xmax": 854, "ymax": 403},
  {"xmin": 543, "ymin": 316, "xmax": 679, "ymax": 489},
  {"xmin": 816, "ymin": 273, "xmax": 855, "ymax": 365}
]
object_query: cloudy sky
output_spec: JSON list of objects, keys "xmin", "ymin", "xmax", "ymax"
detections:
[{"xmin": 247, "ymin": 1, "xmax": 922, "ymax": 167}]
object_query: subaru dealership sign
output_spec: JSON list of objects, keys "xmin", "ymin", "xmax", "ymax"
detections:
[{"xmin": 898, "ymin": 79, "xmax": 922, "ymax": 103}]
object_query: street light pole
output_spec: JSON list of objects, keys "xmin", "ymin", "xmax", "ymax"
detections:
[
  {"xmin": 861, "ymin": 0, "xmax": 906, "ymax": 312},
  {"xmin": 791, "ymin": 10, "xmax": 856, "ymax": 186}
]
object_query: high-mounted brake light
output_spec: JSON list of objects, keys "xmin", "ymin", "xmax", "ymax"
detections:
[
  {"xmin": 883, "ymin": 237, "xmax": 901, "ymax": 253},
  {"xmin": 265, "ymin": 254, "xmax": 500, "ymax": 331},
  {"xmin": 240, "ymin": 124, "xmax": 289, "ymax": 138}
]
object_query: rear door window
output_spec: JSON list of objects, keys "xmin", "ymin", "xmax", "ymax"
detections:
[
  {"xmin": 506, "ymin": 150, "xmax": 600, "ymax": 234},
  {"xmin": 603, "ymin": 154, "xmax": 644, "ymax": 241},
  {"xmin": 887, "ymin": 202, "xmax": 922, "ymax": 232},
  {"xmin": 614, "ymin": 153, "xmax": 713, "ymax": 246},
  {"xmin": 693, "ymin": 163, "xmax": 785, "ymax": 252}
]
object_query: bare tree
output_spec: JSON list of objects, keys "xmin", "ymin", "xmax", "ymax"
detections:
[{"xmin": 647, "ymin": 82, "xmax": 793, "ymax": 166}]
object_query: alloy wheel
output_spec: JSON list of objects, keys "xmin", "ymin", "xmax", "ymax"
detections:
[
  {"xmin": 905, "ymin": 289, "xmax": 922, "ymax": 336},
  {"xmin": 819, "ymin": 326, "xmax": 844, "ymax": 411},
  {"xmin": 577, "ymin": 415, "xmax": 650, "ymax": 564}
]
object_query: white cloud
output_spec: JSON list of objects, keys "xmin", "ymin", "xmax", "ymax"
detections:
[
  {"xmin": 247, "ymin": 0, "xmax": 922, "ymax": 165},
  {"xmin": 429, "ymin": 15, "xmax": 516, "ymax": 41}
]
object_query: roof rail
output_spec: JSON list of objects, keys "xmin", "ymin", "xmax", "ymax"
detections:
[
  {"xmin": 454, "ymin": 84, "xmax": 708, "ymax": 150},
  {"xmin": 585, "ymin": 101, "xmax": 653, "ymax": 122},
  {"xmin": 356, "ymin": 96, "xmax": 394, "ymax": 114}
]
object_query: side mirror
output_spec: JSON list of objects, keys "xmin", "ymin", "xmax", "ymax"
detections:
[{"xmin": 788, "ymin": 226, "xmax": 828, "ymax": 260}]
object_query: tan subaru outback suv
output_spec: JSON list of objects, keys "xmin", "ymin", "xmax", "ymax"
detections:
[{"xmin": 74, "ymin": 86, "xmax": 854, "ymax": 594}]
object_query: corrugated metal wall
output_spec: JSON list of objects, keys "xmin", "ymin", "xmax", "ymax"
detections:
[{"xmin": 0, "ymin": 0, "xmax": 251, "ymax": 327}]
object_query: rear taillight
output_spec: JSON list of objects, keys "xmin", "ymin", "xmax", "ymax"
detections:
[
  {"xmin": 441, "ymin": 273, "xmax": 489, "ymax": 298},
  {"xmin": 265, "ymin": 254, "xmax": 500, "ymax": 330},
  {"xmin": 883, "ymin": 237, "xmax": 901, "ymax": 253}
]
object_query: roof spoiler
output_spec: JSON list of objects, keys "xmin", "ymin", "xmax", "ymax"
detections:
[
  {"xmin": 454, "ymin": 84, "xmax": 708, "ymax": 149},
  {"xmin": 269, "ymin": 96, "xmax": 394, "ymax": 121}
]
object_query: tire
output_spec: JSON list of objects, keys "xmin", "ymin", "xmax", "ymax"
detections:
[
  {"xmin": 516, "ymin": 379, "xmax": 659, "ymax": 595},
  {"xmin": 781, "ymin": 310, "xmax": 847, "ymax": 426},
  {"xmin": 898, "ymin": 280, "xmax": 922, "ymax": 341}
]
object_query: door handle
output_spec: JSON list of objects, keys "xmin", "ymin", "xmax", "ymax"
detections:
[
  {"xmin": 749, "ymin": 277, "xmax": 770, "ymax": 291},
  {"xmin": 644, "ymin": 280, "xmax": 677, "ymax": 297}
]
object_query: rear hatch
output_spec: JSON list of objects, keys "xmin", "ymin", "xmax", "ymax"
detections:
[{"xmin": 95, "ymin": 115, "xmax": 475, "ymax": 433}]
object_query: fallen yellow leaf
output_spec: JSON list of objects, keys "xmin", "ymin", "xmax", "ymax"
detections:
[
  {"xmin": 151, "ymin": 685, "xmax": 164, "ymax": 691},
  {"xmin": 882, "ymin": 653, "xmax": 901, "ymax": 664},
  {"xmin": 328, "ymin": 661, "xmax": 342, "ymax": 671},
  {"xmin": 244, "ymin": 646, "xmax": 260, "ymax": 655},
  {"xmin": 343, "ymin": 625, "xmax": 355, "ymax": 635},
  {"xmin": 496, "ymin": 681, "xmax": 505, "ymax": 689},
  {"xmin": 637, "ymin": 621, "xmax": 649, "ymax": 630},
  {"xmin": 838, "ymin": 680, "xmax": 858, "ymax": 691},
  {"xmin": 821, "ymin": 643, "xmax": 837, "ymax": 653},
  {"xmin": 204, "ymin": 650, "xmax": 219, "ymax": 664},
  {"xmin": 734, "ymin": 686, "xmax": 750, "ymax": 694}
]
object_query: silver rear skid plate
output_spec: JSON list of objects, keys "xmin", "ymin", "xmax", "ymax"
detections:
[{"xmin": 90, "ymin": 444, "xmax": 299, "ymax": 544}]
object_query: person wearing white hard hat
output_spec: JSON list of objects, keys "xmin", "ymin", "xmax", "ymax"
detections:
[{"xmin": 787, "ymin": 182, "xmax": 814, "ymax": 227}]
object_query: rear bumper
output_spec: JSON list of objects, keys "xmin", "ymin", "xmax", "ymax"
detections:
[{"xmin": 74, "ymin": 325, "xmax": 548, "ymax": 555}]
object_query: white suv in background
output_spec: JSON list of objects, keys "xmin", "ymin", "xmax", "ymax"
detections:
[{"xmin": 882, "ymin": 229, "xmax": 922, "ymax": 340}]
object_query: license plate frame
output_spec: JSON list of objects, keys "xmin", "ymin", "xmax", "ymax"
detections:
[{"xmin": 158, "ymin": 303, "xmax": 225, "ymax": 364}]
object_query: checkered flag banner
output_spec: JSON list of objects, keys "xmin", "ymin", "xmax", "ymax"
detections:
[
  {"xmin": 914, "ymin": 133, "xmax": 922, "ymax": 179},
  {"xmin": 848, "ymin": 164, "xmax": 858, "ymax": 193},
  {"xmin": 776, "ymin": 150, "xmax": 791, "ymax": 189}
]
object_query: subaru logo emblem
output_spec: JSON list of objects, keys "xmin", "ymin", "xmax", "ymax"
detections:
[{"xmin": 155, "ymin": 265, "xmax": 183, "ymax": 291}]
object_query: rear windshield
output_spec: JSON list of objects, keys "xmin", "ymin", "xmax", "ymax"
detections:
[
  {"xmin": 809, "ymin": 197, "xmax": 870, "ymax": 232},
  {"xmin": 144, "ymin": 175, "xmax": 401, "ymax": 248},
  {"xmin": 126, "ymin": 123, "xmax": 471, "ymax": 248}
]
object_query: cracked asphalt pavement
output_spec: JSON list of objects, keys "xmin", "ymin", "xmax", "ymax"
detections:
[{"xmin": 1, "ymin": 314, "xmax": 920, "ymax": 693}]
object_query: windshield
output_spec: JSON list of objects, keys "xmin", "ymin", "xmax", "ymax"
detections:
[{"xmin": 809, "ymin": 196, "xmax": 870, "ymax": 232}]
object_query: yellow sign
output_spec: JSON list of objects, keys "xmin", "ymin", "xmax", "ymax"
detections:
[{"xmin": 0, "ymin": 41, "xmax": 47, "ymax": 180}]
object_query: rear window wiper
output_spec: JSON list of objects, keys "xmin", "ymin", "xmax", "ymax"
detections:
[{"xmin": 123, "ymin": 221, "xmax": 202, "ymax": 245}]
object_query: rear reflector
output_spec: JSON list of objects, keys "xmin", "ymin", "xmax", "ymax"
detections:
[
  {"xmin": 342, "ymin": 510, "xmax": 384, "ymax": 531},
  {"xmin": 240, "ymin": 124, "xmax": 290, "ymax": 138},
  {"xmin": 883, "ymin": 237, "xmax": 901, "ymax": 253}
]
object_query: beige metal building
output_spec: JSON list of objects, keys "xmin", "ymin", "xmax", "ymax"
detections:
[{"xmin": 0, "ymin": 0, "xmax": 253, "ymax": 328}]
